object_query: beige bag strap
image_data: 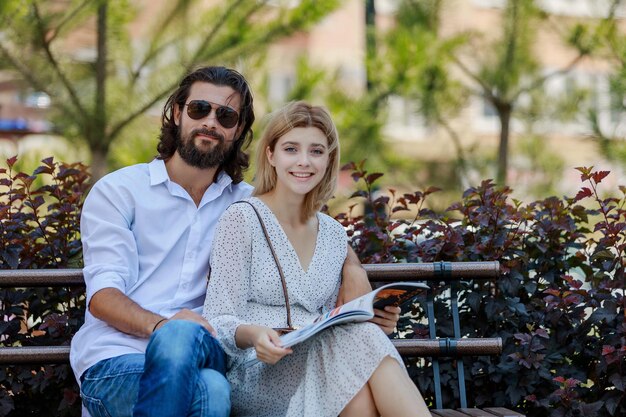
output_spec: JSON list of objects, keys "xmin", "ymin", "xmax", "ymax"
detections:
[{"xmin": 235, "ymin": 200, "xmax": 294, "ymax": 331}]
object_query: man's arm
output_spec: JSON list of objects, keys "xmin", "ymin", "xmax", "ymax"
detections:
[
  {"xmin": 336, "ymin": 245, "xmax": 372, "ymax": 306},
  {"xmin": 82, "ymin": 178, "xmax": 214, "ymax": 339},
  {"xmin": 90, "ymin": 288, "xmax": 215, "ymax": 338}
]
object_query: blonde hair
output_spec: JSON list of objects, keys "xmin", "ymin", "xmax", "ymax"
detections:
[{"xmin": 253, "ymin": 101, "xmax": 340, "ymax": 221}]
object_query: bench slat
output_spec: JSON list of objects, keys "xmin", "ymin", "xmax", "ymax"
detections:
[
  {"xmin": 0, "ymin": 269, "xmax": 84, "ymax": 287},
  {"xmin": 432, "ymin": 409, "xmax": 479, "ymax": 416},
  {"xmin": 481, "ymin": 407, "xmax": 525, "ymax": 417},
  {"xmin": 0, "ymin": 337, "xmax": 502, "ymax": 364},
  {"xmin": 0, "ymin": 346, "xmax": 71, "ymax": 364},
  {"xmin": 364, "ymin": 261, "xmax": 499, "ymax": 281},
  {"xmin": 393, "ymin": 338, "xmax": 501, "ymax": 357},
  {"xmin": 0, "ymin": 261, "xmax": 500, "ymax": 288},
  {"xmin": 457, "ymin": 408, "xmax": 502, "ymax": 416}
]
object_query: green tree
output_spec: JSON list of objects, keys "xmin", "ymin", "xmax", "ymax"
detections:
[
  {"xmin": 375, "ymin": 0, "xmax": 470, "ymax": 184},
  {"xmin": 256, "ymin": 1, "xmax": 468, "ymax": 189},
  {"xmin": 450, "ymin": 0, "xmax": 591, "ymax": 184},
  {"xmin": 0, "ymin": 0, "xmax": 340, "ymax": 181},
  {"xmin": 588, "ymin": 0, "xmax": 626, "ymax": 164}
]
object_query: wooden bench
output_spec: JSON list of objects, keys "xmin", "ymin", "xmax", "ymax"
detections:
[{"xmin": 0, "ymin": 261, "xmax": 525, "ymax": 416}]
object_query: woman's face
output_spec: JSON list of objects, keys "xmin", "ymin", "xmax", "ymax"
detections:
[{"xmin": 267, "ymin": 127, "xmax": 330, "ymax": 198}]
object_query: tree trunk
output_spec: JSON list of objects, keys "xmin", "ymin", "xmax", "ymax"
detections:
[
  {"xmin": 365, "ymin": 0, "xmax": 376, "ymax": 90},
  {"xmin": 95, "ymin": 3, "xmax": 107, "ymax": 140},
  {"xmin": 89, "ymin": 148, "xmax": 108, "ymax": 183},
  {"xmin": 88, "ymin": 2, "xmax": 108, "ymax": 185},
  {"xmin": 497, "ymin": 103, "xmax": 512, "ymax": 185}
]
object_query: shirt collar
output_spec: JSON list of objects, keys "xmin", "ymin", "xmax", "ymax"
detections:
[
  {"xmin": 148, "ymin": 158, "xmax": 234, "ymax": 192},
  {"xmin": 214, "ymin": 169, "xmax": 234, "ymax": 192},
  {"xmin": 148, "ymin": 159, "xmax": 169, "ymax": 186}
]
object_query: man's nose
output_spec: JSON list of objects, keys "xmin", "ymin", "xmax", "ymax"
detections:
[{"xmin": 200, "ymin": 108, "xmax": 219, "ymax": 126}]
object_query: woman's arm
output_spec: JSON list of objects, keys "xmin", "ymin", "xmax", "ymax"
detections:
[
  {"xmin": 203, "ymin": 204, "xmax": 292, "ymax": 364},
  {"xmin": 336, "ymin": 245, "xmax": 372, "ymax": 306},
  {"xmin": 203, "ymin": 205, "xmax": 255, "ymax": 357},
  {"xmin": 337, "ymin": 245, "xmax": 401, "ymax": 335}
]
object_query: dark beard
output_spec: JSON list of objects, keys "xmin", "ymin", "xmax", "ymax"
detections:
[{"xmin": 177, "ymin": 128, "xmax": 232, "ymax": 169}]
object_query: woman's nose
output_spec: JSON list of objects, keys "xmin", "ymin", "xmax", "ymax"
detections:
[{"xmin": 297, "ymin": 153, "xmax": 310, "ymax": 166}]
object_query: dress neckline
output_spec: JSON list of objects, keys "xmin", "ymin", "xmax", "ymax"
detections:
[{"xmin": 249, "ymin": 197, "xmax": 322, "ymax": 274}]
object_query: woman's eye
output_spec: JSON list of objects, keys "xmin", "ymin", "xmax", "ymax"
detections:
[
  {"xmin": 284, "ymin": 147, "xmax": 297, "ymax": 152},
  {"xmin": 311, "ymin": 148, "xmax": 325, "ymax": 155}
]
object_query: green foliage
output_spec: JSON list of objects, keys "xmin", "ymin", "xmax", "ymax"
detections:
[
  {"xmin": 1, "ymin": 156, "xmax": 90, "ymax": 416},
  {"xmin": 515, "ymin": 134, "xmax": 564, "ymax": 196},
  {"xmin": 481, "ymin": 0, "xmax": 542, "ymax": 99},
  {"xmin": 335, "ymin": 162, "xmax": 625, "ymax": 416},
  {"xmin": 0, "ymin": 156, "xmax": 89, "ymax": 268},
  {"xmin": 0, "ymin": 0, "xmax": 341, "ymax": 180},
  {"xmin": 577, "ymin": 0, "xmax": 626, "ymax": 165}
]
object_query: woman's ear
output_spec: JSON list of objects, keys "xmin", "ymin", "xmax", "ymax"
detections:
[{"xmin": 266, "ymin": 145, "xmax": 276, "ymax": 167}]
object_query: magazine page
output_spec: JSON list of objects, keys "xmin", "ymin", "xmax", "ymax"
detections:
[
  {"xmin": 372, "ymin": 282, "xmax": 428, "ymax": 310},
  {"xmin": 242, "ymin": 281, "xmax": 428, "ymax": 368},
  {"xmin": 280, "ymin": 300, "xmax": 373, "ymax": 348},
  {"xmin": 242, "ymin": 304, "xmax": 372, "ymax": 368},
  {"xmin": 279, "ymin": 282, "xmax": 427, "ymax": 348}
]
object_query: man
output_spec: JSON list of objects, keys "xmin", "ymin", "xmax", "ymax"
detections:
[{"xmin": 71, "ymin": 66, "xmax": 384, "ymax": 417}]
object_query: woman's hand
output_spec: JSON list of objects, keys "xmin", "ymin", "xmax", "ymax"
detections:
[
  {"xmin": 252, "ymin": 326, "xmax": 293, "ymax": 365},
  {"xmin": 370, "ymin": 306, "xmax": 401, "ymax": 335}
]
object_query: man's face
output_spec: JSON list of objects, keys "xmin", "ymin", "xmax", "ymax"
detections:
[{"xmin": 174, "ymin": 82, "xmax": 242, "ymax": 169}]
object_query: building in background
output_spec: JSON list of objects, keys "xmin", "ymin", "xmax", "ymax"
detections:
[{"xmin": 1, "ymin": 0, "xmax": 624, "ymax": 191}]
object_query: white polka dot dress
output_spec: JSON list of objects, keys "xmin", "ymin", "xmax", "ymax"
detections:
[{"xmin": 203, "ymin": 197, "xmax": 404, "ymax": 417}]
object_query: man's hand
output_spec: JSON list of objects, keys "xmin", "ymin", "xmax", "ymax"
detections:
[
  {"xmin": 370, "ymin": 306, "xmax": 401, "ymax": 335},
  {"xmin": 167, "ymin": 308, "xmax": 216, "ymax": 337},
  {"xmin": 336, "ymin": 245, "xmax": 372, "ymax": 306},
  {"xmin": 91, "ymin": 288, "xmax": 217, "ymax": 339}
]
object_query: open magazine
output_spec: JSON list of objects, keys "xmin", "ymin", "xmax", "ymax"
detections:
[{"xmin": 243, "ymin": 282, "xmax": 428, "ymax": 367}]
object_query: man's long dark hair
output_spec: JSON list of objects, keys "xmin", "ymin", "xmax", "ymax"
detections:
[{"xmin": 157, "ymin": 66, "xmax": 254, "ymax": 183}]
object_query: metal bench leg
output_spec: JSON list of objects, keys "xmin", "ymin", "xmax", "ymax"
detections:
[{"xmin": 451, "ymin": 279, "xmax": 467, "ymax": 409}]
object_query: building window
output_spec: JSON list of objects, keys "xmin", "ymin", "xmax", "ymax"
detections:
[
  {"xmin": 609, "ymin": 87, "xmax": 625, "ymax": 124},
  {"xmin": 268, "ymin": 73, "xmax": 295, "ymax": 104},
  {"xmin": 482, "ymin": 98, "xmax": 498, "ymax": 118},
  {"xmin": 472, "ymin": 0, "xmax": 625, "ymax": 18},
  {"xmin": 24, "ymin": 92, "xmax": 51, "ymax": 109}
]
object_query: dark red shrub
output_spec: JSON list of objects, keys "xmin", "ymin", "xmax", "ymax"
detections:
[
  {"xmin": 335, "ymin": 162, "xmax": 625, "ymax": 416},
  {"xmin": 1, "ymin": 156, "xmax": 89, "ymax": 416},
  {"xmin": 2, "ymin": 156, "xmax": 624, "ymax": 416}
]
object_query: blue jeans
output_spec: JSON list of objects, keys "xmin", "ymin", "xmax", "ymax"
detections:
[{"xmin": 80, "ymin": 320, "xmax": 230, "ymax": 417}]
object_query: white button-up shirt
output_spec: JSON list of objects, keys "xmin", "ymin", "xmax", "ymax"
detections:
[{"xmin": 70, "ymin": 159, "xmax": 253, "ymax": 383}]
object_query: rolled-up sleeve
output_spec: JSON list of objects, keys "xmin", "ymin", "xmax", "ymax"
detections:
[
  {"xmin": 81, "ymin": 177, "xmax": 138, "ymax": 305},
  {"xmin": 203, "ymin": 204, "xmax": 252, "ymax": 360}
]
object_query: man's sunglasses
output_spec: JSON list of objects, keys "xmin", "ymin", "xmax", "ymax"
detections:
[{"xmin": 184, "ymin": 100, "xmax": 239, "ymax": 129}]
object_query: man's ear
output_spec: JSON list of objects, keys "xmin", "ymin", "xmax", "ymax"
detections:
[
  {"xmin": 234, "ymin": 124, "xmax": 245, "ymax": 142},
  {"xmin": 266, "ymin": 145, "xmax": 275, "ymax": 167},
  {"xmin": 173, "ymin": 104, "xmax": 181, "ymax": 127}
]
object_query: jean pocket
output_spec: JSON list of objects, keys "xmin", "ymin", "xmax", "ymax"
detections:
[{"xmin": 81, "ymin": 393, "xmax": 113, "ymax": 417}]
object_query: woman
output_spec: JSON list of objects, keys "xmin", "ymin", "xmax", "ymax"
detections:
[{"xmin": 203, "ymin": 101, "xmax": 430, "ymax": 417}]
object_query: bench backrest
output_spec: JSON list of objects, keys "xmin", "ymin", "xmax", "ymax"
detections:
[{"xmin": 0, "ymin": 261, "xmax": 501, "ymax": 409}]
